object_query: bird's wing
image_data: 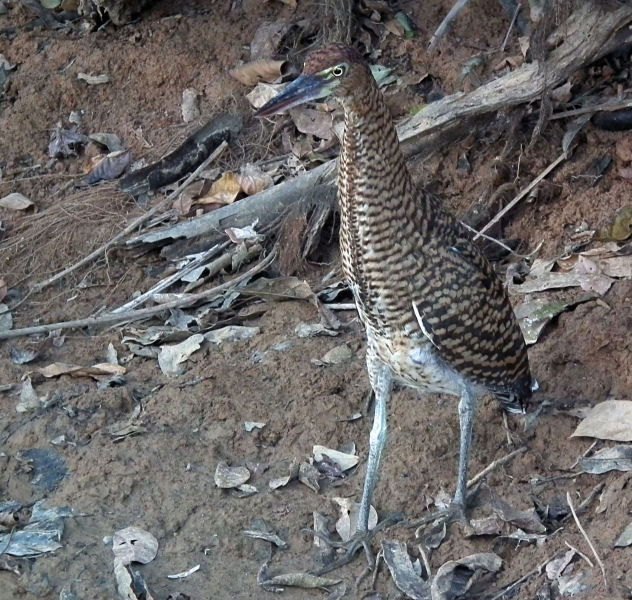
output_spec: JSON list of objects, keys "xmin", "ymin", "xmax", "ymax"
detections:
[{"xmin": 408, "ymin": 222, "xmax": 530, "ymax": 394}]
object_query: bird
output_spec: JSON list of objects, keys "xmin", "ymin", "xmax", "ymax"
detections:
[{"xmin": 256, "ymin": 43, "xmax": 532, "ymax": 559}]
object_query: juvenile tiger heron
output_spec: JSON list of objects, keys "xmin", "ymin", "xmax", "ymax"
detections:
[{"xmin": 256, "ymin": 44, "xmax": 532, "ymax": 561}]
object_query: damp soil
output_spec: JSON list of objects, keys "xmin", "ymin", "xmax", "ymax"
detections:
[{"xmin": 1, "ymin": 1, "xmax": 631, "ymax": 599}]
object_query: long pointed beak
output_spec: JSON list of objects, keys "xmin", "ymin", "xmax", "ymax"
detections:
[{"xmin": 255, "ymin": 74, "xmax": 326, "ymax": 117}]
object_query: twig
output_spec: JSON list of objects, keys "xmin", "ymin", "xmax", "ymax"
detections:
[
  {"xmin": 550, "ymin": 99, "xmax": 632, "ymax": 120},
  {"xmin": 566, "ymin": 490, "xmax": 607, "ymax": 587},
  {"xmin": 111, "ymin": 243, "xmax": 226, "ymax": 313},
  {"xmin": 467, "ymin": 446, "xmax": 527, "ymax": 489},
  {"xmin": 564, "ymin": 541, "xmax": 594, "ymax": 568},
  {"xmin": 489, "ymin": 549, "xmax": 566, "ymax": 600},
  {"xmin": 31, "ymin": 140, "xmax": 228, "ymax": 293},
  {"xmin": 500, "ymin": 1, "xmax": 521, "ymax": 52},
  {"xmin": 428, "ymin": 0, "xmax": 472, "ymax": 53},
  {"xmin": 568, "ymin": 440, "xmax": 598, "ymax": 470},
  {"xmin": 460, "ymin": 221, "xmax": 543, "ymax": 259},
  {"xmin": 0, "ymin": 251, "xmax": 274, "ymax": 340},
  {"xmin": 560, "ymin": 482, "xmax": 604, "ymax": 522},
  {"xmin": 474, "ymin": 152, "xmax": 567, "ymax": 240}
]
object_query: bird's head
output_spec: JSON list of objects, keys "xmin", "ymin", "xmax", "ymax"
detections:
[{"xmin": 255, "ymin": 43, "xmax": 368, "ymax": 117}]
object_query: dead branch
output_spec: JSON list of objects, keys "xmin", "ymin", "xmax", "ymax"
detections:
[{"xmin": 0, "ymin": 250, "xmax": 274, "ymax": 341}]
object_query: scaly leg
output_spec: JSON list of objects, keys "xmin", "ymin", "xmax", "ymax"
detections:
[
  {"xmin": 357, "ymin": 359, "xmax": 392, "ymax": 534},
  {"xmin": 453, "ymin": 384, "xmax": 477, "ymax": 513}
]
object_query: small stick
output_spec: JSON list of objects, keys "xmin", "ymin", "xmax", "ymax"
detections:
[
  {"xmin": 111, "ymin": 242, "xmax": 226, "ymax": 313},
  {"xmin": 31, "ymin": 140, "xmax": 228, "ymax": 293},
  {"xmin": 560, "ymin": 482, "xmax": 604, "ymax": 522},
  {"xmin": 550, "ymin": 99, "xmax": 632, "ymax": 120},
  {"xmin": 467, "ymin": 446, "xmax": 527, "ymax": 489},
  {"xmin": 474, "ymin": 152, "xmax": 567, "ymax": 239},
  {"xmin": 489, "ymin": 549, "xmax": 565, "ymax": 600},
  {"xmin": 500, "ymin": 2, "xmax": 521, "ymax": 52},
  {"xmin": 564, "ymin": 541, "xmax": 594, "ymax": 568},
  {"xmin": 0, "ymin": 251, "xmax": 274, "ymax": 340},
  {"xmin": 566, "ymin": 490, "xmax": 607, "ymax": 587},
  {"xmin": 428, "ymin": 0, "xmax": 472, "ymax": 53}
]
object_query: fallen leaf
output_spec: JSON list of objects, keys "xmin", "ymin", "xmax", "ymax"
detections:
[
  {"xmin": 268, "ymin": 459, "xmax": 299, "ymax": 489},
  {"xmin": 333, "ymin": 497, "xmax": 378, "ymax": 541},
  {"xmin": 167, "ymin": 564, "xmax": 200, "ymax": 579},
  {"xmin": 88, "ymin": 132, "xmax": 124, "ymax": 152},
  {"xmin": 15, "ymin": 377, "xmax": 47, "ymax": 413},
  {"xmin": 84, "ymin": 150, "xmax": 132, "ymax": 185},
  {"xmin": 313, "ymin": 445, "xmax": 359, "ymax": 471},
  {"xmin": 237, "ymin": 163, "xmax": 273, "ymax": 196},
  {"xmin": 48, "ymin": 126, "xmax": 88, "ymax": 158},
  {"xmin": 246, "ymin": 82, "xmax": 284, "ymax": 109},
  {"xmin": 225, "ymin": 224, "xmax": 263, "ymax": 244},
  {"xmin": 112, "ymin": 527, "xmax": 158, "ymax": 565},
  {"xmin": 571, "ymin": 400, "xmax": 632, "ymax": 441},
  {"xmin": 491, "ymin": 497, "xmax": 545, "ymax": 533},
  {"xmin": 38, "ymin": 362, "xmax": 126, "ymax": 379},
  {"xmin": 0, "ymin": 192, "xmax": 34, "ymax": 210},
  {"xmin": 244, "ymin": 421, "xmax": 266, "ymax": 432},
  {"xmin": 431, "ymin": 553, "xmax": 503, "ymax": 600},
  {"xmin": 313, "ymin": 343, "xmax": 353, "ymax": 365},
  {"xmin": 614, "ymin": 521, "xmax": 632, "ymax": 547},
  {"xmin": 243, "ymin": 277, "xmax": 314, "ymax": 302},
  {"xmin": 578, "ymin": 445, "xmax": 632, "ymax": 474},
  {"xmin": 77, "ymin": 72, "xmax": 110, "ymax": 85},
  {"xmin": 289, "ymin": 107, "xmax": 333, "ymax": 140},
  {"xmin": 197, "ymin": 172, "xmax": 241, "ymax": 205},
  {"xmin": 230, "ymin": 60, "xmax": 285, "ymax": 86},
  {"xmin": 250, "ymin": 21, "xmax": 291, "ymax": 60},
  {"xmin": 214, "ymin": 461, "xmax": 250, "ymax": 488},
  {"xmin": 157, "ymin": 334, "xmax": 204, "ymax": 377},
  {"xmin": 381, "ymin": 540, "xmax": 428, "ymax": 600},
  {"xmin": 295, "ymin": 322, "xmax": 339, "ymax": 338},
  {"xmin": 113, "ymin": 559, "xmax": 155, "ymax": 600},
  {"xmin": 205, "ymin": 326, "xmax": 260, "ymax": 344}
]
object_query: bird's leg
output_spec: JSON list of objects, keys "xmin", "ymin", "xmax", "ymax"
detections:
[
  {"xmin": 452, "ymin": 384, "xmax": 478, "ymax": 522},
  {"xmin": 357, "ymin": 360, "xmax": 392, "ymax": 534},
  {"xmin": 312, "ymin": 358, "xmax": 394, "ymax": 575}
]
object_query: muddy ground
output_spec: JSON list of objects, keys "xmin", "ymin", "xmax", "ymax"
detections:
[{"xmin": 1, "ymin": 1, "xmax": 631, "ymax": 599}]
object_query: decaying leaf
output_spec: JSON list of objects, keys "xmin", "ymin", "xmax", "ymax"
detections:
[
  {"xmin": 48, "ymin": 126, "xmax": 88, "ymax": 158},
  {"xmin": 38, "ymin": 361, "xmax": 126, "ymax": 380},
  {"xmin": 313, "ymin": 445, "xmax": 359, "ymax": 471},
  {"xmin": 490, "ymin": 497, "xmax": 546, "ymax": 533},
  {"xmin": 289, "ymin": 107, "xmax": 334, "ymax": 140},
  {"xmin": 237, "ymin": 163, "xmax": 273, "ymax": 195},
  {"xmin": 9, "ymin": 345, "xmax": 37, "ymax": 365},
  {"xmin": 597, "ymin": 204, "xmax": 632, "ymax": 241},
  {"xmin": 571, "ymin": 400, "xmax": 632, "ymax": 441},
  {"xmin": 431, "ymin": 553, "xmax": 503, "ymax": 600},
  {"xmin": 546, "ymin": 548, "xmax": 576, "ymax": 581},
  {"xmin": 246, "ymin": 82, "xmax": 284, "ymax": 109},
  {"xmin": 244, "ymin": 421, "xmax": 266, "ymax": 432},
  {"xmin": 468, "ymin": 515, "xmax": 503, "ymax": 536},
  {"xmin": 242, "ymin": 277, "xmax": 314, "ymax": 302},
  {"xmin": 243, "ymin": 527, "xmax": 287, "ymax": 549},
  {"xmin": 381, "ymin": 540, "xmax": 429, "ymax": 600},
  {"xmin": 260, "ymin": 569, "xmax": 340, "ymax": 591},
  {"xmin": 77, "ymin": 72, "xmax": 110, "ymax": 85},
  {"xmin": 0, "ymin": 192, "xmax": 35, "ymax": 210},
  {"xmin": 298, "ymin": 462, "xmax": 320, "ymax": 492},
  {"xmin": 250, "ymin": 21, "xmax": 291, "ymax": 60},
  {"xmin": 89, "ymin": 132, "xmax": 124, "ymax": 152},
  {"xmin": 295, "ymin": 322, "xmax": 339, "ymax": 338},
  {"xmin": 419, "ymin": 520, "xmax": 446, "ymax": 550},
  {"xmin": 112, "ymin": 526, "xmax": 158, "ymax": 566},
  {"xmin": 84, "ymin": 150, "xmax": 132, "ymax": 185},
  {"xmin": 157, "ymin": 333, "xmax": 204, "ymax": 376},
  {"xmin": 15, "ymin": 376, "xmax": 48, "ymax": 413},
  {"xmin": 197, "ymin": 172, "xmax": 241, "ymax": 205},
  {"xmin": 205, "ymin": 326, "xmax": 260, "ymax": 344},
  {"xmin": 0, "ymin": 500, "xmax": 73, "ymax": 557},
  {"xmin": 578, "ymin": 445, "xmax": 632, "ymax": 474},
  {"xmin": 312, "ymin": 343, "xmax": 353, "ymax": 366},
  {"xmin": 214, "ymin": 461, "xmax": 250, "ymax": 488},
  {"xmin": 269, "ymin": 459, "xmax": 299, "ymax": 490},
  {"xmin": 230, "ymin": 60, "xmax": 285, "ymax": 86},
  {"xmin": 113, "ymin": 559, "xmax": 155, "ymax": 600},
  {"xmin": 614, "ymin": 521, "xmax": 632, "ymax": 547},
  {"xmin": 225, "ymin": 223, "xmax": 263, "ymax": 244},
  {"xmin": 333, "ymin": 497, "xmax": 378, "ymax": 541}
]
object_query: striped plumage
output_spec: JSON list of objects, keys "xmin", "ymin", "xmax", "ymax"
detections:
[{"xmin": 257, "ymin": 43, "xmax": 532, "ymax": 555}]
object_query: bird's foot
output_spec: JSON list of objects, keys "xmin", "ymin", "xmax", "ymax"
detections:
[
  {"xmin": 309, "ymin": 513, "xmax": 404, "ymax": 575},
  {"xmin": 405, "ymin": 501, "xmax": 474, "ymax": 535}
]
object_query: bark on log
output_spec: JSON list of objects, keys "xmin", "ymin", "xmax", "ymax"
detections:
[{"xmin": 125, "ymin": 1, "xmax": 632, "ymax": 253}]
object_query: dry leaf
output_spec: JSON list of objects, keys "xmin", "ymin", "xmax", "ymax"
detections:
[
  {"xmin": 313, "ymin": 445, "xmax": 359, "ymax": 471},
  {"xmin": 38, "ymin": 362, "xmax": 126, "ymax": 379},
  {"xmin": 85, "ymin": 150, "xmax": 132, "ymax": 185},
  {"xmin": 16, "ymin": 377, "xmax": 47, "ymax": 413},
  {"xmin": 197, "ymin": 172, "xmax": 241, "ymax": 205},
  {"xmin": 614, "ymin": 521, "xmax": 632, "ymax": 547},
  {"xmin": 313, "ymin": 344, "xmax": 353, "ymax": 366},
  {"xmin": 205, "ymin": 326, "xmax": 260, "ymax": 344},
  {"xmin": 0, "ymin": 192, "xmax": 34, "ymax": 210},
  {"xmin": 571, "ymin": 400, "xmax": 632, "ymax": 441},
  {"xmin": 333, "ymin": 497, "xmax": 378, "ymax": 541},
  {"xmin": 77, "ymin": 72, "xmax": 110, "ymax": 85},
  {"xmin": 246, "ymin": 82, "xmax": 284, "ymax": 109},
  {"xmin": 237, "ymin": 163, "xmax": 273, "ymax": 195},
  {"xmin": 112, "ymin": 527, "xmax": 158, "ymax": 565},
  {"xmin": 214, "ymin": 461, "xmax": 250, "ymax": 488},
  {"xmin": 157, "ymin": 334, "xmax": 204, "ymax": 376},
  {"xmin": 289, "ymin": 107, "xmax": 334, "ymax": 140},
  {"xmin": 432, "ymin": 553, "xmax": 503, "ymax": 600},
  {"xmin": 381, "ymin": 540, "xmax": 428, "ymax": 600},
  {"xmin": 229, "ymin": 60, "xmax": 285, "ymax": 86},
  {"xmin": 250, "ymin": 21, "xmax": 291, "ymax": 60},
  {"xmin": 578, "ymin": 445, "xmax": 632, "ymax": 474}
]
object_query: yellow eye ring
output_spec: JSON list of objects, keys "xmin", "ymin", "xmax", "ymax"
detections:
[{"xmin": 332, "ymin": 66, "xmax": 345, "ymax": 77}]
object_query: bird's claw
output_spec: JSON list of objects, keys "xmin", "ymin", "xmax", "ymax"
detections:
[
  {"xmin": 406, "ymin": 501, "xmax": 474, "ymax": 535},
  {"xmin": 309, "ymin": 513, "xmax": 404, "ymax": 575}
]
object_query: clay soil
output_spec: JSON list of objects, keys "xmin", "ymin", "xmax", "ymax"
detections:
[{"xmin": 1, "ymin": 1, "xmax": 631, "ymax": 599}]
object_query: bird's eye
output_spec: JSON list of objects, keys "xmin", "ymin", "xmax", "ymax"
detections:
[{"xmin": 331, "ymin": 65, "xmax": 345, "ymax": 77}]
